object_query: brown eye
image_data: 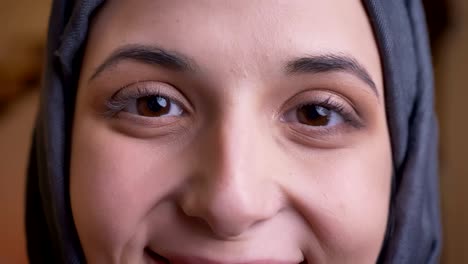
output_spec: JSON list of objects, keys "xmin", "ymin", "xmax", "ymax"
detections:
[
  {"xmin": 133, "ymin": 95, "xmax": 184, "ymax": 117},
  {"xmin": 296, "ymin": 105, "xmax": 331, "ymax": 126},
  {"xmin": 283, "ymin": 102, "xmax": 345, "ymax": 127}
]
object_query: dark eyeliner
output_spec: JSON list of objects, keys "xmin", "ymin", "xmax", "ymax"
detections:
[
  {"xmin": 297, "ymin": 96, "xmax": 365, "ymax": 129},
  {"xmin": 104, "ymin": 84, "xmax": 185, "ymax": 118}
]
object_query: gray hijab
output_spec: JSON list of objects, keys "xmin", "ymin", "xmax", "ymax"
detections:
[{"xmin": 26, "ymin": 1, "xmax": 442, "ymax": 263}]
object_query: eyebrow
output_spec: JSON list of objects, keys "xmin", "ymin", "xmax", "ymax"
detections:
[
  {"xmin": 285, "ymin": 54, "xmax": 378, "ymax": 97},
  {"xmin": 90, "ymin": 45, "xmax": 378, "ymax": 97},
  {"xmin": 89, "ymin": 44, "xmax": 195, "ymax": 81}
]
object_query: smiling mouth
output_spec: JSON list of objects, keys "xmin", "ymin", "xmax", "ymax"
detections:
[{"xmin": 144, "ymin": 247, "xmax": 308, "ymax": 264}]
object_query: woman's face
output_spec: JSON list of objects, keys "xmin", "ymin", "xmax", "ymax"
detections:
[{"xmin": 70, "ymin": 1, "xmax": 392, "ymax": 263}]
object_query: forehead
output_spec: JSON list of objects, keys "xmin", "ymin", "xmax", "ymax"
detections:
[{"xmin": 84, "ymin": 0, "xmax": 382, "ymax": 92}]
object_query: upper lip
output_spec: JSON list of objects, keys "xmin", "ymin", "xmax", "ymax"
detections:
[{"xmin": 146, "ymin": 248, "xmax": 304, "ymax": 264}]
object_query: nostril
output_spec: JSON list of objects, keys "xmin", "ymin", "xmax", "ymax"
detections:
[{"xmin": 144, "ymin": 247, "xmax": 170, "ymax": 264}]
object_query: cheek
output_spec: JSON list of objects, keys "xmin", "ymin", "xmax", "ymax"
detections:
[
  {"xmin": 286, "ymin": 140, "xmax": 392, "ymax": 261},
  {"xmin": 70, "ymin": 117, "xmax": 187, "ymax": 258}
]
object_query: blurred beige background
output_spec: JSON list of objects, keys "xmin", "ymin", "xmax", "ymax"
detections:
[
  {"xmin": 0, "ymin": 1, "xmax": 50, "ymax": 263},
  {"xmin": 0, "ymin": 1, "xmax": 466, "ymax": 263},
  {"xmin": 437, "ymin": 1, "xmax": 468, "ymax": 262}
]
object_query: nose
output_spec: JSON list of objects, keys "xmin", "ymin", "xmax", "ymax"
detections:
[{"xmin": 179, "ymin": 106, "xmax": 285, "ymax": 238}]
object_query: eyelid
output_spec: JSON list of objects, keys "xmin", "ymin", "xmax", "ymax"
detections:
[
  {"xmin": 279, "ymin": 89, "xmax": 365, "ymax": 129},
  {"xmin": 105, "ymin": 81, "xmax": 192, "ymax": 116}
]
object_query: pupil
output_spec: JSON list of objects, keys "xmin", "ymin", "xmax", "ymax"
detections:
[
  {"xmin": 137, "ymin": 95, "xmax": 171, "ymax": 116},
  {"xmin": 147, "ymin": 96, "xmax": 167, "ymax": 112},
  {"xmin": 297, "ymin": 105, "xmax": 330, "ymax": 126}
]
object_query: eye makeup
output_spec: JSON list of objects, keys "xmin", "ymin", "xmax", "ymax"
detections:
[
  {"xmin": 101, "ymin": 79, "xmax": 369, "ymax": 145},
  {"xmin": 282, "ymin": 95, "xmax": 362, "ymax": 128},
  {"xmin": 104, "ymin": 81, "xmax": 191, "ymax": 118}
]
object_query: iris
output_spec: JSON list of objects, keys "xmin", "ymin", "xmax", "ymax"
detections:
[
  {"xmin": 297, "ymin": 105, "xmax": 330, "ymax": 126},
  {"xmin": 137, "ymin": 96, "xmax": 171, "ymax": 117}
]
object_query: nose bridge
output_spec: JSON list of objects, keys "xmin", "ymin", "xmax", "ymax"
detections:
[
  {"xmin": 220, "ymin": 100, "xmax": 256, "ymax": 178},
  {"xmin": 179, "ymin": 97, "xmax": 282, "ymax": 238}
]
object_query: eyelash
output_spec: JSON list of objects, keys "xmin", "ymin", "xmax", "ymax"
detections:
[
  {"xmin": 104, "ymin": 84, "xmax": 363, "ymax": 131},
  {"xmin": 104, "ymin": 85, "xmax": 186, "ymax": 117},
  {"xmin": 293, "ymin": 96, "xmax": 362, "ymax": 128}
]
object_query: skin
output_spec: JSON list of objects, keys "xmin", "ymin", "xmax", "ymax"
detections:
[{"xmin": 70, "ymin": 1, "xmax": 392, "ymax": 263}]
